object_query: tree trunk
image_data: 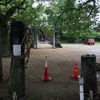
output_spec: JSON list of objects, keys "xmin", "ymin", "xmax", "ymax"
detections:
[{"xmin": 8, "ymin": 21, "xmax": 26, "ymax": 100}]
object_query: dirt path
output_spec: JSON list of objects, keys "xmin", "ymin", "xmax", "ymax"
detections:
[{"xmin": 1, "ymin": 43, "xmax": 100, "ymax": 100}]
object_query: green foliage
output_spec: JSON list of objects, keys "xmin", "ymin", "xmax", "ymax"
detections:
[
  {"xmin": 7, "ymin": 0, "xmax": 98, "ymax": 37},
  {"xmin": 80, "ymin": 28, "xmax": 100, "ymax": 39},
  {"xmin": 0, "ymin": 0, "xmax": 99, "ymax": 36},
  {"xmin": 62, "ymin": 27, "xmax": 100, "ymax": 41},
  {"xmin": 0, "ymin": 0, "xmax": 35, "ymax": 27}
]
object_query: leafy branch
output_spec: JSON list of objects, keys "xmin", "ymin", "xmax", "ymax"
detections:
[
  {"xmin": 0, "ymin": 0, "xmax": 12, "ymax": 5},
  {"xmin": 58, "ymin": 0, "xmax": 96, "ymax": 19}
]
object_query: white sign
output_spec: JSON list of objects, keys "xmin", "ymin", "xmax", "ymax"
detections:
[{"xmin": 13, "ymin": 45, "xmax": 21, "ymax": 56}]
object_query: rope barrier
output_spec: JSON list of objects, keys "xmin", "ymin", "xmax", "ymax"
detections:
[
  {"xmin": 84, "ymin": 91, "xmax": 99, "ymax": 99},
  {"xmin": 8, "ymin": 96, "xmax": 26, "ymax": 100},
  {"xmin": 8, "ymin": 94, "xmax": 26, "ymax": 100},
  {"xmin": 84, "ymin": 95, "xmax": 99, "ymax": 100},
  {"xmin": 7, "ymin": 26, "xmax": 30, "ymax": 68},
  {"xmin": 8, "ymin": 90, "xmax": 26, "ymax": 97},
  {"xmin": 8, "ymin": 90, "xmax": 26, "ymax": 100},
  {"xmin": 84, "ymin": 91, "xmax": 98, "ymax": 96}
]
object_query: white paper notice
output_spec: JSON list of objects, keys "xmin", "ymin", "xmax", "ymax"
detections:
[{"xmin": 13, "ymin": 45, "xmax": 21, "ymax": 56}]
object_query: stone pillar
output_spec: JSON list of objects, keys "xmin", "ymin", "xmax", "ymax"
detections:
[{"xmin": 81, "ymin": 54, "xmax": 99, "ymax": 100}]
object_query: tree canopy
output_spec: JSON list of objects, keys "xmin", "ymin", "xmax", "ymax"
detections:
[
  {"xmin": 0, "ymin": 0, "xmax": 34, "ymax": 27},
  {"xmin": 15, "ymin": 0, "xmax": 99, "ymax": 35},
  {"xmin": 0, "ymin": 0, "xmax": 99, "ymax": 37}
]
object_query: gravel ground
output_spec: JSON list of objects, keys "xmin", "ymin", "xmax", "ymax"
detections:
[{"xmin": 1, "ymin": 43, "xmax": 100, "ymax": 100}]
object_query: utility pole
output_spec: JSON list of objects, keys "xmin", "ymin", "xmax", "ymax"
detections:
[
  {"xmin": 81, "ymin": 54, "xmax": 99, "ymax": 100},
  {"xmin": 8, "ymin": 21, "xmax": 26, "ymax": 100}
]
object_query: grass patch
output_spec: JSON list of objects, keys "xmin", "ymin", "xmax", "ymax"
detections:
[{"xmin": 95, "ymin": 42, "xmax": 100, "ymax": 44}]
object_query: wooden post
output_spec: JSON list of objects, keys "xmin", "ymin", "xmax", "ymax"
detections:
[
  {"xmin": 8, "ymin": 21, "xmax": 26, "ymax": 100},
  {"xmin": 81, "ymin": 54, "xmax": 99, "ymax": 100}
]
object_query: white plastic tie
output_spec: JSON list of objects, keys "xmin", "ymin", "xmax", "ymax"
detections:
[
  {"xmin": 13, "ymin": 92, "xmax": 17, "ymax": 100},
  {"xmin": 25, "ymin": 56, "xmax": 29, "ymax": 61},
  {"xmin": 28, "ymin": 43, "xmax": 30, "ymax": 48}
]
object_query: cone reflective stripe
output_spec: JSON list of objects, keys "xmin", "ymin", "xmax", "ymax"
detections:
[
  {"xmin": 72, "ymin": 63, "xmax": 79, "ymax": 79},
  {"xmin": 42, "ymin": 56, "xmax": 52, "ymax": 81}
]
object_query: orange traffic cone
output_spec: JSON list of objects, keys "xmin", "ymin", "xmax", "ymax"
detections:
[
  {"xmin": 72, "ymin": 63, "xmax": 79, "ymax": 79},
  {"xmin": 41, "ymin": 56, "xmax": 52, "ymax": 81}
]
